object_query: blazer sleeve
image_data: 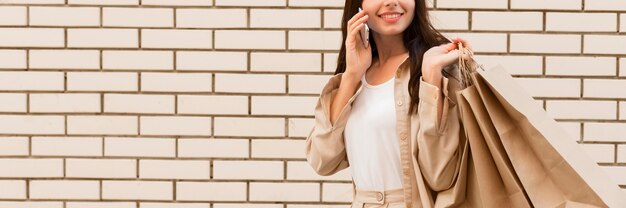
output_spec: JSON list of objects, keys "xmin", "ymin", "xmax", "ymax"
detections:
[
  {"xmin": 416, "ymin": 73, "xmax": 463, "ymax": 191},
  {"xmin": 305, "ymin": 73, "xmax": 360, "ymax": 176}
]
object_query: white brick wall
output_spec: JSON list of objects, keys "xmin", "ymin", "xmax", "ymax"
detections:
[{"xmin": 0, "ymin": 0, "xmax": 624, "ymax": 207}]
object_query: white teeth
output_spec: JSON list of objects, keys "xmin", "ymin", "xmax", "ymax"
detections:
[{"xmin": 381, "ymin": 13, "xmax": 401, "ymax": 19}]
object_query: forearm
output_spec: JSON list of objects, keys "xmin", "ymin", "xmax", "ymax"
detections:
[{"xmin": 329, "ymin": 72, "xmax": 361, "ymax": 126}]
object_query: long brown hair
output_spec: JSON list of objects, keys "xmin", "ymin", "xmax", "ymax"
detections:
[{"xmin": 335, "ymin": 0, "xmax": 451, "ymax": 114}]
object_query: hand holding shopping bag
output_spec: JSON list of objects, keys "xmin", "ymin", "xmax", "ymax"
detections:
[{"xmin": 429, "ymin": 42, "xmax": 625, "ymax": 208}]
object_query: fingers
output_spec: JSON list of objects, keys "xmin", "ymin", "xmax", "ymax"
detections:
[
  {"xmin": 348, "ymin": 13, "xmax": 369, "ymax": 34},
  {"xmin": 451, "ymin": 37, "xmax": 472, "ymax": 53},
  {"xmin": 347, "ymin": 9, "xmax": 368, "ymax": 32}
]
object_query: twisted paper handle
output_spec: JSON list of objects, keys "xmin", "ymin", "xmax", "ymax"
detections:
[{"xmin": 457, "ymin": 42, "xmax": 485, "ymax": 89}]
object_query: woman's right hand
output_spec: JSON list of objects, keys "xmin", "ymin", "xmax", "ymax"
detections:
[{"xmin": 344, "ymin": 9, "xmax": 372, "ymax": 79}]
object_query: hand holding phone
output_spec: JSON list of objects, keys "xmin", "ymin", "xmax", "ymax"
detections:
[{"xmin": 358, "ymin": 7, "xmax": 370, "ymax": 48}]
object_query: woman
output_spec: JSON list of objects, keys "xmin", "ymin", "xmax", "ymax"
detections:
[{"xmin": 305, "ymin": 0, "xmax": 473, "ymax": 207}]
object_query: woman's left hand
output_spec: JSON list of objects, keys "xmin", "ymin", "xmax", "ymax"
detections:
[{"xmin": 421, "ymin": 37, "xmax": 473, "ymax": 84}]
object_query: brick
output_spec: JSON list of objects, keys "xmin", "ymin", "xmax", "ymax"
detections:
[
  {"xmin": 288, "ymin": 0, "xmax": 343, "ymax": 7},
  {"xmin": 0, "ymin": 137, "xmax": 29, "ymax": 156},
  {"xmin": 32, "ymin": 136, "xmax": 102, "ymax": 157},
  {"xmin": 622, "ymin": 14, "xmax": 626, "ymax": 32},
  {"xmin": 141, "ymin": 72, "xmax": 212, "ymax": 92},
  {"xmin": 251, "ymin": 9, "xmax": 320, "ymax": 28},
  {"xmin": 103, "ymin": 50, "xmax": 173, "ymax": 70},
  {"xmin": 140, "ymin": 159, "xmax": 210, "ymax": 179},
  {"xmin": 250, "ymin": 182, "xmax": 319, "ymax": 202},
  {"xmin": 216, "ymin": 0, "xmax": 284, "ymax": 6},
  {"xmin": 558, "ymin": 122, "xmax": 580, "ymax": 141},
  {"xmin": 105, "ymin": 137, "xmax": 176, "ymax": 158},
  {"xmin": 0, "ymin": 93, "xmax": 26, "ymax": 112},
  {"xmin": 513, "ymin": 78, "xmax": 580, "ymax": 98},
  {"xmin": 286, "ymin": 161, "xmax": 351, "ymax": 181},
  {"xmin": 251, "ymin": 52, "xmax": 321, "ymax": 72},
  {"xmin": 472, "ymin": 11, "xmax": 542, "ymax": 31},
  {"xmin": 177, "ymin": 9, "xmax": 246, "ymax": 28},
  {"xmin": 0, "ymin": 0, "xmax": 63, "ymax": 3},
  {"xmin": 214, "ymin": 204, "xmax": 282, "ymax": 208},
  {"xmin": 0, "ymin": 6, "xmax": 27, "ymax": 26},
  {"xmin": 430, "ymin": 11, "xmax": 469, "ymax": 30},
  {"xmin": 288, "ymin": 118, "xmax": 314, "ymax": 137},
  {"xmin": 0, "ymin": 71, "xmax": 64, "ymax": 91},
  {"xmin": 288, "ymin": 75, "xmax": 332, "ymax": 94},
  {"xmin": 67, "ymin": 115, "xmax": 138, "ymax": 135},
  {"xmin": 0, "ymin": 159, "xmax": 62, "ymax": 178},
  {"xmin": 103, "ymin": 7, "xmax": 172, "ymax": 27},
  {"xmin": 67, "ymin": 72, "xmax": 137, "ymax": 92},
  {"xmin": 511, "ymin": 0, "xmax": 582, "ymax": 10},
  {"xmin": 67, "ymin": 202, "xmax": 136, "ymax": 208},
  {"xmin": 584, "ymin": 35, "xmax": 626, "ymax": 55},
  {"xmin": 546, "ymin": 56, "xmax": 616, "ymax": 76},
  {"xmin": 104, "ymin": 93, "xmax": 175, "ymax": 114},
  {"xmin": 511, "ymin": 34, "xmax": 581, "ymax": 54},
  {"xmin": 547, "ymin": 100, "xmax": 616, "ymax": 120},
  {"xmin": 621, "ymin": 58, "xmax": 626, "ymax": 77},
  {"xmin": 621, "ymin": 101, "xmax": 626, "ymax": 120},
  {"xmin": 287, "ymin": 205, "xmax": 346, "ymax": 208},
  {"xmin": 0, "ymin": 201, "xmax": 63, "ymax": 208},
  {"xmin": 437, "ymin": 0, "xmax": 507, "ymax": 9},
  {"xmin": 585, "ymin": 0, "xmax": 626, "ymax": 11},
  {"xmin": 30, "ymin": 180, "xmax": 99, "ymax": 200},
  {"xmin": 177, "ymin": 95, "xmax": 248, "ymax": 115},
  {"xmin": 30, "ymin": 6, "xmax": 99, "ymax": 26},
  {"xmin": 251, "ymin": 96, "xmax": 316, "ymax": 116},
  {"xmin": 473, "ymin": 55, "xmax": 542, "ymax": 75},
  {"xmin": 616, "ymin": 145, "xmax": 626, "ymax": 163},
  {"xmin": 547, "ymin": 12, "xmax": 616, "ymax": 32},
  {"xmin": 214, "ymin": 117, "xmax": 284, "ymax": 137},
  {"xmin": 140, "ymin": 116, "xmax": 211, "ymax": 136},
  {"xmin": 442, "ymin": 32, "xmax": 507, "ymax": 53},
  {"xmin": 213, "ymin": 160, "xmax": 283, "ymax": 180},
  {"xmin": 288, "ymin": 31, "xmax": 341, "ymax": 50},
  {"xmin": 102, "ymin": 180, "xmax": 172, "ymax": 200},
  {"xmin": 139, "ymin": 203, "xmax": 209, "ymax": 208},
  {"xmin": 0, "ymin": 115, "xmax": 64, "ymax": 134},
  {"xmin": 142, "ymin": 29, "xmax": 212, "ymax": 49},
  {"xmin": 0, "ymin": 28, "xmax": 63, "ymax": 47},
  {"xmin": 583, "ymin": 79, "xmax": 626, "ymax": 98},
  {"xmin": 0, "ymin": 50, "xmax": 26, "ymax": 69},
  {"xmin": 30, "ymin": 93, "xmax": 100, "ymax": 113},
  {"xmin": 177, "ymin": 51, "xmax": 247, "ymax": 71},
  {"xmin": 0, "ymin": 180, "xmax": 26, "ymax": 199},
  {"xmin": 252, "ymin": 139, "xmax": 306, "ymax": 159},
  {"xmin": 142, "ymin": 0, "xmax": 212, "ymax": 6},
  {"xmin": 178, "ymin": 138, "xmax": 249, "ymax": 158},
  {"xmin": 69, "ymin": 0, "xmax": 137, "ymax": 5},
  {"xmin": 215, "ymin": 73, "xmax": 285, "ymax": 93},
  {"xmin": 579, "ymin": 143, "xmax": 614, "ymax": 163},
  {"xmin": 215, "ymin": 30, "xmax": 285, "ymax": 50},
  {"xmin": 67, "ymin": 158, "xmax": 136, "ymax": 178},
  {"xmin": 323, "ymin": 9, "xmax": 342, "ymax": 29},
  {"xmin": 176, "ymin": 181, "xmax": 246, "ymax": 201},
  {"xmin": 601, "ymin": 166, "xmax": 626, "ymax": 185},
  {"xmin": 322, "ymin": 183, "xmax": 352, "ymax": 202},
  {"xmin": 68, "ymin": 28, "xmax": 138, "ymax": 48},
  {"xmin": 584, "ymin": 122, "xmax": 626, "ymax": 142},
  {"xmin": 30, "ymin": 50, "xmax": 100, "ymax": 70},
  {"xmin": 323, "ymin": 53, "xmax": 339, "ymax": 72}
]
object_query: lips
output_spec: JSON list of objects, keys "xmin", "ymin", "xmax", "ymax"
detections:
[{"xmin": 378, "ymin": 12, "xmax": 403, "ymax": 23}]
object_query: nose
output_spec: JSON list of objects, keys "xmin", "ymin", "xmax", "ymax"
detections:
[{"xmin": 385, "ymin": 0, "xmax": 398, "ymax": 7}]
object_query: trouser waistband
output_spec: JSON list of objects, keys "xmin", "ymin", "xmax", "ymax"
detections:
[{"xmin": 353, "ymin": 188, "xmax": 404, "ymax": 205}]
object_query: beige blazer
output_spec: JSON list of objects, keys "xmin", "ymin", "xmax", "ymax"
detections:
[{"xmin": 305, "ymin": 57, "xmax": 464, "ymax": 208}]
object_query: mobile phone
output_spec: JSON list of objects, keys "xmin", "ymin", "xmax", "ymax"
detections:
[{"xmin": 358, "ymin": 7, "xmax": 370, "ymax": 47}]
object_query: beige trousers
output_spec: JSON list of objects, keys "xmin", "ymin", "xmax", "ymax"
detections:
[{"xmin": 350, "ymin": 188, "xmax": 405, "ymax": 208}]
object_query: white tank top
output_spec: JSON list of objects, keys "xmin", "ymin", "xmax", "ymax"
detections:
[{"xmin": 344, "ymin": 72, "xmax": 404, "ymax": 191}]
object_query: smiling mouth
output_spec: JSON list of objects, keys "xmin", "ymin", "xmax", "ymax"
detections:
[{"xmin": 379, "ymin": 13, "xmax": 403, "ymax": 19}]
